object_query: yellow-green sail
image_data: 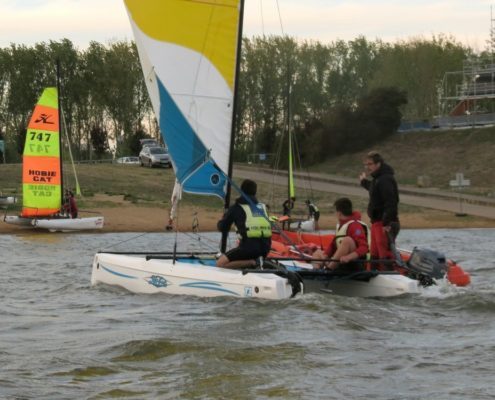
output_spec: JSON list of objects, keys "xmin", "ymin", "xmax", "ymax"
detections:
[{"xmin": 21, "ymin": 87, "xmax": 62, "ymax": 217}]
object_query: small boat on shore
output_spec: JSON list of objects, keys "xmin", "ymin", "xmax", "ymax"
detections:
[
  {"xmin": 0, "ymin": 195, "xmax": 16, "ymax": 207},
  {"xmin": 3, "ymin": 75, "xmax": 104, "ymax": 232}
]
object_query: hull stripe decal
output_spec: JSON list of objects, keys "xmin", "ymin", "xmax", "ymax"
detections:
[{"xmin": 101, "ymin": 265, "xmax": 138, "ymax": 280}]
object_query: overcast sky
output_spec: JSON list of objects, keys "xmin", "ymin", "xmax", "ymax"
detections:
[{"xmin": 1, "ymin": 0, "xmax": 494, "ymax": 50}]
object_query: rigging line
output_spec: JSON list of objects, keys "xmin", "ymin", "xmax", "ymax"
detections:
[
  {"xmin": 100, "ymin": 232, "xmax": 151, "ymax": 251},
  {"xmin": 172, "ymin": 93, "xmax": 231, "ymax": 101},
  {"xmin": 271, "ymin": 125, "xmax": 285, "ymax": 210},
  {"xmin": 61, "ymin": 107, "xmax": 81, "ymax": 197},
  {"xmin": 293, "ymin": 123, "xmax": 312, "ymax": 200},
  {"xmin": 173, "ymin": 195, "xmax": 181, "ymax": 258},
  {"xmin": 275, "ymin": 0, "xmax": 285, "ymax": 36},
  {"xmin": 260, "ymin": 0, "xmax": 265, "ymax": 36},
  {"xmin": 181, "ymin": 231, "xmax": 220, "ymax": 252}
]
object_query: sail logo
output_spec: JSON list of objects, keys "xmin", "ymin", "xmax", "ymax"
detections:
[
  {"xmin": 210, "ymin": 173, "xmax": 220, "ymax": 185},
  {"xmin": 34, "ymin": 113, "xmax": 55, "ymax": 125},
  {"xmin": 28, "ymin": 169, "xmax": 57, "ymax": 183},
  {"xmin": 29, "ymin": 144, "xmax": 52, "ymax": 154},
  {"xmin": 27, "ymin": 184, "xmax": 55, "ymax": 197}
]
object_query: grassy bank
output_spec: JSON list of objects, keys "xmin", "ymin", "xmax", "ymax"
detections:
[
  {"xmin": 1, "ymin": 126, "xmax": 495, "ymax": 230},
  {"xmin": 312, "ymin": 126, "xmax": 495, "ymax": 196}
]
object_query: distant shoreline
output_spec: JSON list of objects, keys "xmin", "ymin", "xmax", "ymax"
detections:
[{"xmin": 2, "ymin": 203, "xmax": 495, "ymax": 235}]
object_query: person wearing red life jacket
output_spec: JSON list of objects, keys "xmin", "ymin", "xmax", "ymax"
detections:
[{"xmin": 313, "ymin": 197, "xmax": 369, "ymax": 271}]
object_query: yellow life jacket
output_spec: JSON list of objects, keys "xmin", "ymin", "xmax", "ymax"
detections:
[
  {"xmin": 239, "ymin": 203, "xmax": 272, "ymax": 239},
  {"xmin": 335, "ymin": 219, "xmax": 370, "ymax": 259}
]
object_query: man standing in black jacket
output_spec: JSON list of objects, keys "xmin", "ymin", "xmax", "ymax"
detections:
[{"xmin": 359, "ymin": 151, "xmax": 400, "ymax": 263}]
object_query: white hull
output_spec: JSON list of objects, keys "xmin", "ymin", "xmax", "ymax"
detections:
[
  {"xmin": 92, "ymin": 253, "xmax": 419, "ymax": 300},
  {"xmin": 3, "ymin": 215, "xmax": 33, "ymax": 226},
  {"xmin": 289, "ymin": 218, "xmax": 315, "ymax": 232},
  {"xmin": 279, "ymin": 260, "xmax": 420, "ymax": 298},
  {"xmin": 33, "ymin": 216, "xmax": 104, "ymax": 232},
  {"xmin": 0, "ymin": 196, "xmax": 16, "ymax": 207},
  {"xmin": 91, "ymin": 253, "xmax": 296, "ymax": 300},
  {"xmin": 314, "ymin": 274, "xmax": 419, "ymax": 298}
]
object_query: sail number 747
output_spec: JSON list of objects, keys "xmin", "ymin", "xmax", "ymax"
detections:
[{"xmin": 30, "ymin": 132, "xmax": 51, "ymax": 142}]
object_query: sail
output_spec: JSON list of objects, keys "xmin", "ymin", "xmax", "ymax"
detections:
[
  {"xmin": 21, "ymin": 87, "xmax": 62, "ymax": 217},
  {"xmin": 124, "ymin": 0, "xmax": 241, "ymax": 198}
]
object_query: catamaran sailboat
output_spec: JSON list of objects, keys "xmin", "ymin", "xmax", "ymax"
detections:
[
  {"xmin": 3, "ymin": 82, "xmax": 104, "ymax": 232},
  {"xmin": 90, "ymin": 0, "xmax": 425, "ymax": 299}
]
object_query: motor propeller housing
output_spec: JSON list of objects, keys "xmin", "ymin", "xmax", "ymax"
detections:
[{"xmin": 407, "ymin": 247, "xmax": 448, "ymax": 279}]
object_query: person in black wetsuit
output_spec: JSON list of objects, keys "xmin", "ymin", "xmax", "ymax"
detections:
[{"xmin": 216, "ymin": 179, "xmax": 272, "ymax": 269}]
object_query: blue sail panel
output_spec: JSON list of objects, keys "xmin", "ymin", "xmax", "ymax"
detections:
[{"xmin": 157, "ymin": 79, "xmax": 227, "ymax": 198}]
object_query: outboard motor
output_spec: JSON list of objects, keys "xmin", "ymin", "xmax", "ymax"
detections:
[{"xmin": 407, "ymin": 247, "xmax": 448, "ymax": 281}]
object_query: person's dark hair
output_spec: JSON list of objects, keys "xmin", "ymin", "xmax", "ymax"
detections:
[
  {"xmin": 334, "ymin": 197, "xmax": 353, "ymax": 216},
  {"xmin": 366, "ymin": 151, "xmax": 384, "ymax": 165},
  {"xmin": 241, "ymin": 179, "xmax": 257, "ymax": 196}
]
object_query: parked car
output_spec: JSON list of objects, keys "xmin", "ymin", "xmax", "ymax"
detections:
[
  {"xmin": 139, "ymin": 138, "xmax": 159, "ymax": 148},
  {"xmin": 116, "ymin": 156, "xmax": 140, "ymax": 165},
  {"xmin": 139, "ymin": 146, "xmax": 172, "ymax": 168}
]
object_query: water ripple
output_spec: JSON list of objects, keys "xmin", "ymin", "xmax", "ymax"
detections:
[{"xmin": 1, "ymin": 229, "xmax": 495, "ymax": 399}]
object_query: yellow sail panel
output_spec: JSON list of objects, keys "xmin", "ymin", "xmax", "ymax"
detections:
[
  {"xmin": 23, "ymin": 128, "xmax": 60, "ymax": 158},
  {"xmin": 125, "ymin": 0, "xmax": 240, "ymax": 90},
  {"xmin": 21, "ymin": 88, "xmax": 62, "ymax": 217}
]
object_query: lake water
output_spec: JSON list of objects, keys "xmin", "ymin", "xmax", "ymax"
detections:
[{"xmin": 1, "ymin": 229, "xmax": 494, "ymax": 399}]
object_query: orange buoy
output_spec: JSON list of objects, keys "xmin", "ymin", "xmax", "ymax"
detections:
[{"xmin": 447, "ymin": 262, "xmax": 471, "ymax": 287}]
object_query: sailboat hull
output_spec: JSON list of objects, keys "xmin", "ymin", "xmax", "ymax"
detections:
[
  {"xmin": 289, "ymin": 218, "xmax": 315, "ymax": 232},
  {"xmin": 3, "ymin": 216, "xmax": 34, "ymax": 226},
  {"xmin": 91, "ymin": 253, "xmax": 296, "ymax": 300},
  {"xmin": 301, "ymin": 271, "xmax": 419, "ymax": 297},
  {"xmin": 277, "ymin": 260, "xmax": 420, "ymax": 297},
  {"xmin": 0, "ymin": 196, "xmax": 16, "ymax": 207},
  {"xmin": 33, "ymin": 216, "xmax": 104, "ymax": 232}
]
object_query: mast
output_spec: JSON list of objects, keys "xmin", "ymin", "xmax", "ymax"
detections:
[
  {"xmin": 287, "ymin": 79, "xmax": 294, "ymax": 203},
  {"xmin": 286, "ymin": 63, "xmax": 295, "ymax": 205},
  {"xmin": 221, "ymin": 0, "xmax": 245, "ymax": 253},
  {"xmin": 56, "ymin": 60, "xmax": 64, "ymax": 208}
]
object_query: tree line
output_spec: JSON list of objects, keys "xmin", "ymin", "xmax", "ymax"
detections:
[{"xmin": 0, "ymin": 35, "xmax": 476, "ymax": 164}]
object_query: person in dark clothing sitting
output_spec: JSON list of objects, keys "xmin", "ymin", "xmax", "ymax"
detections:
[
  {"xmin": 216, "ymin": 179, "xmax": 272, "ymax": 269},
  {"xmin": 63, "ymin": 189, "xmax": 78, "ymax": 219},
  {"xmin": 359, "ymin": 151, "xmax": 400, "ymax": 264},
  {"xmin": 305, "ymin": 199, "xmax": 320, "ymax": 230},
  {"xmin": 281, "ymin": 196, "xmax": 295, "ymax": 230}
]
